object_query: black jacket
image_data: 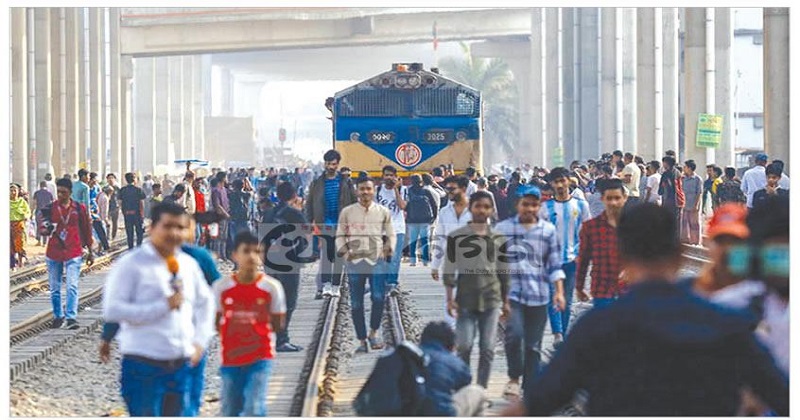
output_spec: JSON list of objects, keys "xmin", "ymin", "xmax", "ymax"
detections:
[{"xmin": 526, "ymin": 280, "xmax": 789, "ymax": 416}]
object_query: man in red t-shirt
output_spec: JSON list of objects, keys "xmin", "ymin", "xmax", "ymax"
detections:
[
  {"xmin": 212, "ymin": 231, "xmax": 286, "ymax": 417},
  {"xmin": 37, "ymin": 177, "xmax": 95, "ymax": 330}
]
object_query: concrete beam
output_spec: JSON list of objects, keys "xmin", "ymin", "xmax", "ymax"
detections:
[
  {"xmin": 154, "ymin": 56, "xmax": 172, "ymax": 167},
  {"xmin": 562, "ymin": 9, "xmax": 577, "ymax": 164},
  {"xmin": 182, "ymin": 56, "xmax": 195, "ymax": 161},
  {"xmin": 109, "ymin": 8, "xmax": 123, "ymax": 177},
  {"xmin": 764, "ymin": 8, "xmax": 789, "ymax": 174},
  {"xmin": 663, "ymin": 8, "xmax": 680, "ymax": 159},
  {"xmin": 530, "ymin": 8, "xmax": 546, "ymax": 167},
  {"xmin": 545, "ymin": 8, "xmax": 563, "ymax": 167},
  {"xmin": 600, "ymin": 8, "xmax": 619, "ymax": 154},
  {"xmin": 169, "ymin": 56, "xmax": 184, "ymax": 160},
  {"xmin": 134, "ymin": 57, "xmax": 156, "ymax": 175},
  {"xmin": 684, "ymin": 8, "xmax": 710, "ymax": 170},
  {"xmin": 714, "ymin": 8, "xmax": 734, "ymax": 169},
  {"xmin": 34, "ymin": 8, "xmax": 54, "ymax": 183},
  {"xmin": 88, "ymin": 8, "xmax": 104, "ymax": 173},
  {"xmin": 621, "ymin": 8, "xmax": 637, "ymax": 154},
  {"xmin": 51, "ymin": 8, "xmax": 64, "ymax": 177},
  {"xmin": 64, "ymin": 8, "xmax": 81, "ymax": 175},
  {"xmin": 12, "ymin": 8, "xmax": 28, "ymax": 189},
  {"xmin": 579, "ymin": 8, "xmax": 600, "ymax": 160},
  {"xmin": 120, "ymin": 9, "xmax": 533, "ymax": 56},
  {"xmin": 636, "ymin": 9, "xmax": 657, "ymax": 161},
  {"xmin": 195, "ymin": 55, "xmax": 207, "ymax": 159}
]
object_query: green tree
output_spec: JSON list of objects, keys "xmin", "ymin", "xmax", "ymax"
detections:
[{"xmin": 439, "ymin": 42, "xmax": 519, "ymax": 167}]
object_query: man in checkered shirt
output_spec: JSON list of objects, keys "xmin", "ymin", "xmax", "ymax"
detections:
[{"xmin": 575, "ymin": 178, "xmax": 628, "ymax": 309}]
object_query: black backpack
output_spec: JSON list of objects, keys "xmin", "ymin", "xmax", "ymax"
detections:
[
  {"xmin": 406, "ymin": 188, "xmax": 435, "ymax": 224},
  {"xmin": 353, "ymin": 341, "xmax": 430, "ymax": 416}
]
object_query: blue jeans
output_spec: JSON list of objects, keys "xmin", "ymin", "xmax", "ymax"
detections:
[
  {"xmin": 504, "ymin": 302, "xmax": 548, "ymax": 403},
  {"xmin": 183, "ymin": 352, "xmax": 207, "ymax": 417},
  {"xmin": 348, "ymin": 260, "xmax": 386, "ymax": 340},
  {"xmin": 548, "ymin": 261, "xmax": 576, "ymax": 336},
  {"xmin": 455, "ymin": 306, "xmax": 501, "ymax": 388},
  {"xmin": 46, "ymin": 256, "xmax": 82, "ymax": 320},
  {"xmin": 592, "ymin": 297, "xmax": 617, "ymax": 309},
  {"xmin": 407, "ymin": 224, "xmax": 431, "ymax": 265},
  {"xmin": 272, "ymin": 271, "xmax": 300, "ymax": 346},
  {"xmin": 220, "ymin": 359, "xmax": 273, "ymax": 417},
  {"xmin": 120, "ymin": 356, "xmax": 190, "ymax": 417},
  {"xmin": 385, "ymin": 233, "xmax": 405, "ymax": 287}
]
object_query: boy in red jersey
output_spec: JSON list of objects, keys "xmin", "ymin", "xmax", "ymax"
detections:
[{"xmin": 213, "ymin": 231, "xmax": 286, "ymax": 416}]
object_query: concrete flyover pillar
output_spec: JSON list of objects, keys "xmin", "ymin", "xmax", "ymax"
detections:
[
  {"xmin": 51, "ymin": 8, "xmax": 64, "ymax": 177},
  {"xmin": 121, "ymin": 56, "xmax": 133, "ymax": 175},
  {"xmin": 530, "ymin": 8, "xmax": 546, "ymax": 167},
  {"xmin": 133, "ymin": 57, "xmax": 156, "ymax": 175},
  {"xmin": 219, "ymin": 66, "xmax": 233, "ymax": 117},
  {"xmin": 662, "ymin": 8, "xmax": 680, "ymax": 160},
  {"xmin": 544, "ymin": 8, "xmax": 563, "ymax": 168},
  {"xmin": 154, "ymin": 56, "xmax": 171, "ymax": 168},
  {"xmin": 764, "ymin": 8, "xmax": 790, "ymax": 174},
  {"xmin": 561, "ymin": 9, "xmax": 576, "ymax": 165},
  {"xmin": 79, "ymin": 8, "xmax": 89, "ymax": 171},
  {"xmin": 600, "ymin": 8, "xmax": 620, "ymax": 154},
  {"xmin": 579, "ymin": 8, "xmax": 600, "ymax": 160},
  {"xmin": 169, "ymin": 56, "xmax": 184, "ymax": 162},
  {"xmin": 12, "ymin": 8, "xmax": 29, "ymax": 189},
  {"xmin": 182, "ymin": 56, "xmax": 195, "ymax": 161},
  {"xmin": 88, "ymin": 8, "xmax": 105, "ymax": 174},
  {"xmin": 636, "ymin": 8, "xmax": 657, "ymax": 161},
  {"xmin": 64, "ymin": 8, "xmax": 81, "ymax": 176},
  {"xmin": 714, "ymin": 8, "xmax": 734, "ymax": 169},
  {"xmin": 27, "ymin": 9, "xmax": 38, "ymax": 189},
  {"xmin": 683, "ymin": 8, "xmax": 712, "ymax": 171},
  {"xmin": 621, "ymin": 8, "xmax": 637, "ymax": 155},
  {"xmin": 109, "ymin": 8, "xmax": 123, "ymax": 177},
  {"xmin": 194, "ymin": 55, "xmax": 206, "ymax": 159},
  {"xmin": 34, "ymin": 8, "xmax": 54, "ymax": 185}
]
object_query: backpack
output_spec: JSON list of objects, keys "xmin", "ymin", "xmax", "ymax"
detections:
[
  {"xmin": 406, "ymin": 188, "xmax": 435, "ymax": 224},
  {"xmin": 353, "ymin": 341, "xmax": 430, "ymax": 416}
]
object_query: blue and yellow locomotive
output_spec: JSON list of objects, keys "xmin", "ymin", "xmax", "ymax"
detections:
[{"xmin": 331, "ymin": 63, "xmax": 483, "ymax": 177}]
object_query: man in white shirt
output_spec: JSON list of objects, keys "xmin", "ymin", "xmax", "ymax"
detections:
[
  {"xmin": 375, "ymin": 165, "xmax": 407, "ymax": 293},
  {"xmin": 431, "ymin": 175, "xmax": 473, "ymax": 328},
  {"xmin": 44, "ymin": 173, "xmax": 57, "ymax": 197},
  {"xmin": 465, "ymin": 167, "xmax": 479, "ymax": 198},
  {"xmin": 103, "ymin": 201, "xmax": 215, "ymax": 416},
  {"xmin": 741, "ymin": 153, "xmax": 768, "ymax": 209},
  {"xmin": 644, "ymin": 161, "xmax": 662, "ymax": 205},
  {"xmin": 621, "ymin": 153, "xmax": 641, "ymax": 203}
]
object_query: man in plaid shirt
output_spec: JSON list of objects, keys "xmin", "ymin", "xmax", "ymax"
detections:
[
  {"xmin": 495, "ymin": 185, "xmax": 566, "ymax": 404},
  {"xmin": 576, "ymin": 179, "xmax": 628, "ymax": 309}
]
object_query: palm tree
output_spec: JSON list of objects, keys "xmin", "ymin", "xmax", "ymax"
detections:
[{"xmin": 439, "ymin": 42, "xmax": 519, "ymax": 167}]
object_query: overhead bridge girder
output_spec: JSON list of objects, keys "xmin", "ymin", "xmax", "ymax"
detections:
[{"xmin": 119, "ymin": 8, "xmax": 532, "ymax": 57}]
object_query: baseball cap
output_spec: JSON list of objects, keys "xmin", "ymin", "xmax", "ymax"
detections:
[
  {"xmin": 755, "ymin": 153, "xmax": 769, "ymax": 162},
  {"xmin": 706, "ymin": 203, "xmax": 749, "ymax": 240},
  {"xmin": 516, "ymin": 185, "xmax": 541, "ymax": 199}
]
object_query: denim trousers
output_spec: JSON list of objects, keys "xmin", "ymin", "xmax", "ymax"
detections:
[
  {"xmin": 385, "ymin": 233, "xmax": 405, "ymax": 287},
  {"xmin": 407, "ymin": 224, "xmax": 431, "ymax": 265},
  {"xmin": 548, "ymin": 260, "xmax": 577, "ymax": 336},
  {"xmin": 272, "ymin": 271, "xmax": 300, "ymax": 346},
  {"xmin": 318, "ymin": 225, "xmax": 343, "ymax": 287},
  {"xmin": 183, "ymin": 352, "xmax": 207, "ymax": 417},
  {"xmin": 592, "ymin": 297, "xmax": 617, "ymax": 309},
  {"xmin": 46, "ymin": 256, "xmax": 82, "ymax": 320},
  {"xmin": 123, "ymin": 213, "xmax": 144, "ymax": 250},
  {"xmin": 92, "ymin": 219, "xmax": 110, "ymax": 250},
  {"xmin": 120, "ymin": 356, "xmax": 190, "ymax": 417},
  {"xmin": 348, "ymin": 260, "xmax": 386, "ymax": 340},
  {"xmin": 503, "ymin": 301, "xmax": 549, "ymax": 403},
  {"xmin": 455, "ymin": 306, "xmax": 501, "ymax": 388},
  {"xmin": 220, "ymin": 359, "xmax": 273, "ymax": 417}
]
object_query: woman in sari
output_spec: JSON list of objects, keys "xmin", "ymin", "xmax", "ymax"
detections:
[{"xmin": 10, "ymin": 183, "xmax": 32, "ymax": 269}]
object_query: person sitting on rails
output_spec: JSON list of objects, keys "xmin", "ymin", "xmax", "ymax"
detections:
[
  {"xmin": 443, "ymin": 191, "xmax": 509, "ymax": 390},
  {"xmin": 501, "ymin": 203, "xmax": 789, "ymax": 417},
  {"xmin": 36, "ymin": 177, "xmax": 95, "ymax": 330},
  {"xmin": 336, "ymin": 176, "xmax": 395, "ymax": 353},
  {"xmin": 102, "ymin": 202, "xmax": 214, "ymax": 417},
  {"xmin": 494, "ymin": 185, "xmax": 566, "ymax": 403},
  {"xmin": 212, "ymin": 231, "xmax": 286, "ymax": 417}
]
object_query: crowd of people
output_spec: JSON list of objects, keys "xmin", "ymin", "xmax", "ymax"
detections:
[{"xmin": 9, "ymin": 145, "xmax": 789, "ymax": 416}]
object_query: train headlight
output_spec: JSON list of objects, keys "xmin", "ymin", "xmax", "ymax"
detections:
[
  {"xmin": 456, "ymin": 131, "xmax": 467, "ymax": 141},
  {"xmin": 408, "ymin": 76, "xmax": 421, "ymax": 87},
  {"xmin": 350, "ymin": 132, "xmax": 360, "ymax": 141},
  {"xmin": 395, "ymin": 77, "xmax": 408, "ymax": 87}
]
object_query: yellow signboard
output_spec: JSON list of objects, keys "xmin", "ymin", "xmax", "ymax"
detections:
[{"xmin": 696, "ymin": 113, "xmax": 723, "ymax": 149}]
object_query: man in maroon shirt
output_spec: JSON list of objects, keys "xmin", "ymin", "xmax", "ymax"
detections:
[
  {"xmin": 576, "ymin": 178, "xmax": 627, "ymax": 309},
  {"xmin": 37, "ymin": 177, "xmax": 95, "ymax": 330}
]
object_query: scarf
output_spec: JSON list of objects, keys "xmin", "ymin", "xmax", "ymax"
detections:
[{"xmin": 10, "ymin": 197, "xmax": 31, "ymax": 222}]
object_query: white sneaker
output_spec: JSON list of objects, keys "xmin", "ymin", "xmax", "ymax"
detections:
[
  {"xmin": 330, "ymin": 285, "xmax": 341, "ymax": 298},
  {"xmin": 322, "ymin": 284, "xmax": 333, "ymax": 297}
]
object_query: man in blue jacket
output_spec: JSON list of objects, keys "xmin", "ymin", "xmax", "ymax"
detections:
[{"xmin": 502, "ymin": 203, "xmax": 788, "ymax": 416}]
